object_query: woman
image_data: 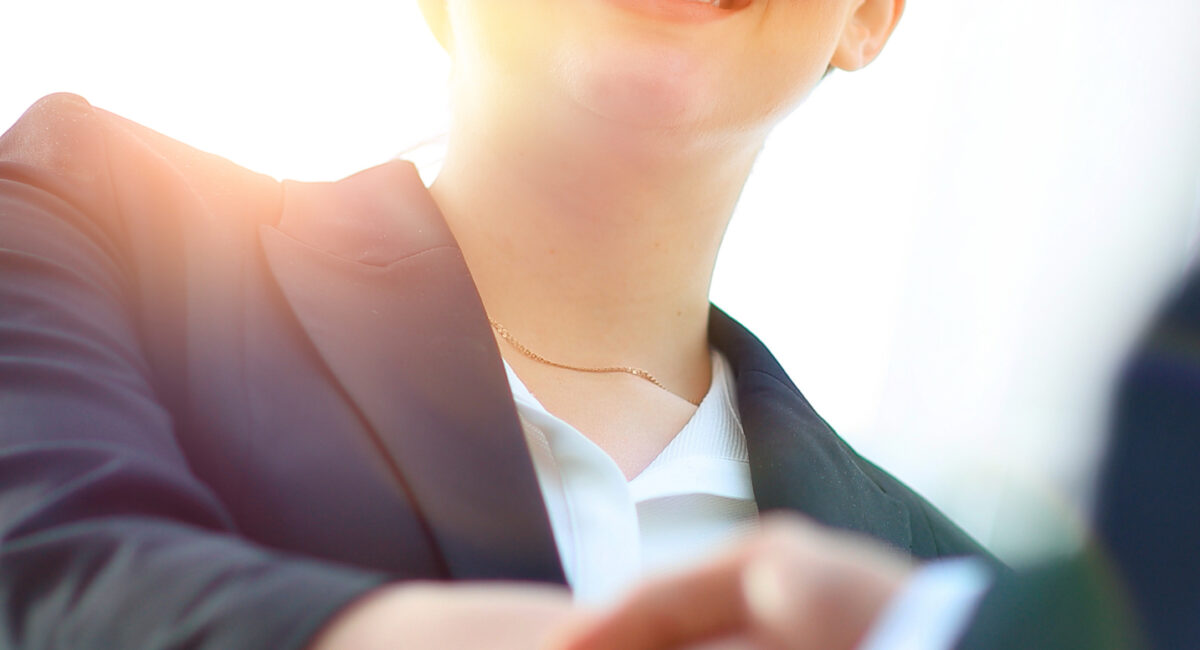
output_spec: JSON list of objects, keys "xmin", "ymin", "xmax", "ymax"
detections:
[{"xmin": 0, "ymin": 0, "xmax": 991, "ymax": 648}]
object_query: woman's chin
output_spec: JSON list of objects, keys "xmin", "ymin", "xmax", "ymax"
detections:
[{"xmin": 558, "ymin": 42, "xmax": 721, "ymax": 133}]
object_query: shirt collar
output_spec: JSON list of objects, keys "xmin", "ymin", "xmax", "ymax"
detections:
[{"xmin": 503, "ymin": 350, "xmax": 753, "ymax": 503}]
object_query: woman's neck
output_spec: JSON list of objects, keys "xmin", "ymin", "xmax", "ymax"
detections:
[{"xmin": 429, "ymin": 97, "xmax": 764, "ymax": 402}]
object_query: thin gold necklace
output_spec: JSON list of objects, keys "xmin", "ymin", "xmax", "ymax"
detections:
[{"xmin": 488, "ymin": 318, "xmax": 701, "ymax": 406}]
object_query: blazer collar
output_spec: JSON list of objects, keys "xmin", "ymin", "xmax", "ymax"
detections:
[
  {"xmin": 259, "ymin": 161, "xmax": 566, "ymax": 584},
  {"xmin": 259, "ymin": 161, "xmax": 912, "ymax": 577},
  {"xmin": 709, "ymin": 308, "xmax": 914, "ymax": 552}
]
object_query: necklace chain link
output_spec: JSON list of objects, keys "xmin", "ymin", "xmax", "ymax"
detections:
[{"xmin": 488, "ymin": 318, "xmax": 699, "ymax": 406}]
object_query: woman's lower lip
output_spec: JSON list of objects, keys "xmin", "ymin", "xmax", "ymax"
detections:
[{"xmin": 596, "ymin": 0, "xmax": 750, "ymax": 24}]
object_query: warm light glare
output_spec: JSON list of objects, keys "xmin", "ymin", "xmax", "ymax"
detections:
[{"xmin": 4, "ymin": 0, "xmax": 1199, "ymax": 563}]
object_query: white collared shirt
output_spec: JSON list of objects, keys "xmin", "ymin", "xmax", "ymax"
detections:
[
  {"xmin": 505, "ymin": 350, "xmax": 759, "ymax": 604},
  {"xmin": 507, "ymin": 351, "xmax": 989, "ymax": 650}
]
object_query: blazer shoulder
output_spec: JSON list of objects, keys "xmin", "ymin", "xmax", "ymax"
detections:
[
  {"xmin": 1, "ymin": 93, "xmax": 118, "ymax": 210},
  {"xmin": 1, "ymin": 93, "xmax": 101, "ymax": 160},
  {"xmin": 1, "ymin": 93, "xmax": 282, "ymax": 230}
]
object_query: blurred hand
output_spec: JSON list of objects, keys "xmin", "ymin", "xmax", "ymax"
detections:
[
  {"xmin": 554, "ymin": 514, "xmax": 914, "ymax": 650},
  {"xmin": 308, "ymin": 581, "xmax": 582, "ymax": 650}
]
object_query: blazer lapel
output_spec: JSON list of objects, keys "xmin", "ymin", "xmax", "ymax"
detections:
[
  {"xmin": 709, "ymin": 307, "xmax": 914, "ymax": 552},
  {"xmin": 259, "ymin": 161, "xmax": 565, "ymax": 584}
]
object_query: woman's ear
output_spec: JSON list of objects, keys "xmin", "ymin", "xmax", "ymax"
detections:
[
  {"xmin": 830, "ymin": 0, "xmax": 905, "ymax": 72},
  {"xmin": 416, "ymin": 0, "xmax": 453, "ymax": 52}
]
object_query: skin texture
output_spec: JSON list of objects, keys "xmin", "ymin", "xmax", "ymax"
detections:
[
  {"xmin": 425, "ymin": 0, "xmax": 904, "ymax": 478},
  {"xmin": 308, "ymin": 582, "xmax": 582, "ymax": 650},
  {"xmin": 553, "ymin": 514, "xmax": 913, "ymax": 650},
  {"xmin": 311, "ymin": 0, "xmax": 905, "ymax": 646}
]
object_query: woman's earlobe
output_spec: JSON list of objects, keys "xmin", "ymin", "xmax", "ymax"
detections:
[
  {"xmin": 416, "ymin": 0, "xmax": 453, "ymax": 53},
  {"xmin": 829, "ymin": 0, "xmax": 904, "ymax": 72}
]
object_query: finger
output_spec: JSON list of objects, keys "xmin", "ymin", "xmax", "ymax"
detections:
[
  {"xmin": 742, "ymin": 518, "xmax": 915, "ymax": 650},
  {"xmin": 555, "ymin": 557, "xmax": 752, "ymax": 650},
  {"xmin": 685, "ymin": 635, "xmax": 761, "ymax": 650},
  {"xmin": 740, "ymin": 554, "xmax": 795, "ymax": 635}
]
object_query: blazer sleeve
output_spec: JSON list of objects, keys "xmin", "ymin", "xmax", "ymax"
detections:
[
  {"xmin": 953, "ymin": 549, "xmax": 1143, "ymax": 650},
  {"xmin": 956, "ymin": 267, "xmax": 1200, "ymax": 650},
  {"xmin": 0, "ymin": 95, "xmax": 387, "ymax": 649}
]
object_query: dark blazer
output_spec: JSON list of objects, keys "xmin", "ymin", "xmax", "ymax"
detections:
[
  {"xmin": 0, "ymin": 94, "xmax": 989, "ymax": 650},
  {"xmin": 956, "ymin": 265, "xmax": 1200, "ymax": 650}
]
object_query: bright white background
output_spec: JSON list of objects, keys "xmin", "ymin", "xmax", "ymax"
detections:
[{"xmin": 4, "ymin": 0, "xmax": 1199, "ymax": 563}]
